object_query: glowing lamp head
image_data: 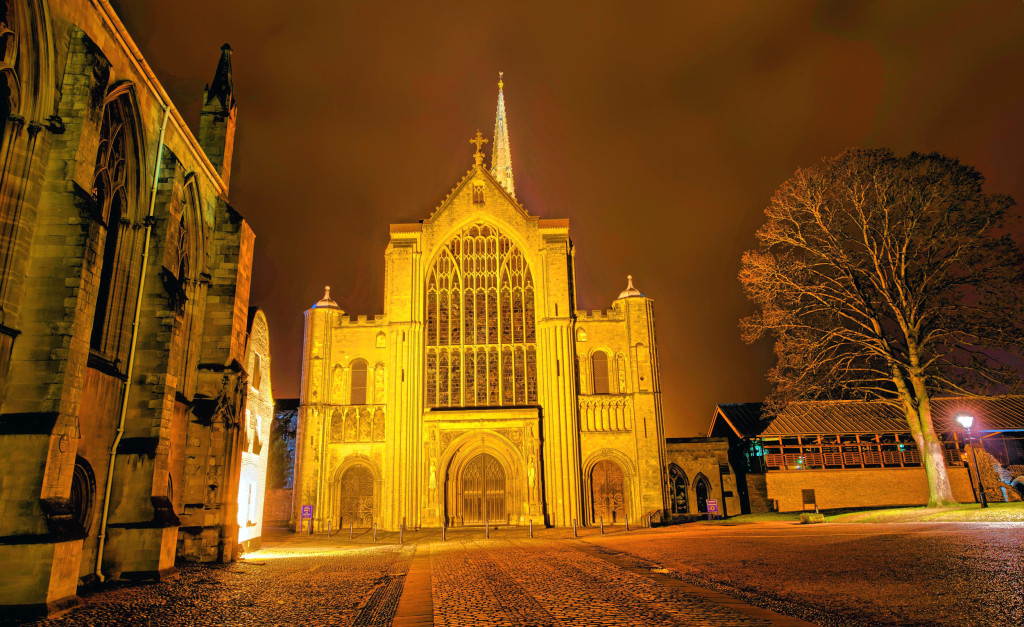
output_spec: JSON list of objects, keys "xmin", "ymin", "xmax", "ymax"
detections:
[{"xmin": 956, "ymin": 414, "xmax": 974, "ymax": 430}]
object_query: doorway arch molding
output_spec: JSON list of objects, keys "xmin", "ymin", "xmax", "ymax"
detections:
[
  {"xmin": 441, "ymin": 429, "xmax": 527, "ymax": 526},
  {"xmin": 581, "ymin": 448, "xmax": 637, "ymax": 525},
  {"xmin": 328, "ymin": 453, "xmax": 382, "ymax": 528}
]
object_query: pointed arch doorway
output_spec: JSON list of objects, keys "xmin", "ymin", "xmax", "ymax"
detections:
[{"xmin": 461, "ymin": 452, "xmax": 506, "ymax": 524}]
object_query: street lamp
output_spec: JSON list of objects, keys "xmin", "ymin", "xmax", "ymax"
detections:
[{"xmin": 956, "ymin": 414, "xmax": 988, "ymax": 508}]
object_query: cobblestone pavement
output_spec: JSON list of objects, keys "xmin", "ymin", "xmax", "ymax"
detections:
[
  {"xmin": 7, "ymin": 526, "xmax": 810, "ymax": 627},
  {"xmin": 429, "ymin": 538, "xmax": 797, "ymax": 626},
  {"xmin": 585, "ymin": 521, "xmax": 1024, "ymax": 627},
  {"xmin": 10, "ymin": 543, "xmax": 416, "ymax": 627}
]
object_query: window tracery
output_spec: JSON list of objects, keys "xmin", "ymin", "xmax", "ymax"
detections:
[
  {"xmin": 90, "ymin": 94, "xmax": 143, "ymax": 368},
  {"xmin": 425, "ymin": 223, "xmax": 537, "ymax": 407}
]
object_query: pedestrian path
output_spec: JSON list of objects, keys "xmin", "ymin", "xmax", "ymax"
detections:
[{"xmin": 12, "ymin": 529, "xmax": 815, "ymax": 627}]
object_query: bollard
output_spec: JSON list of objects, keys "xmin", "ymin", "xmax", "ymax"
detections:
[
  {"xmin": 373, "ymin": 522, "xmax": 377, "ymax": 542},
  {"xmin": 442, "ymin": 524, "xmax": 446, "ymax": 542},
  {"xmin": 529, "ymin": 519, "xmax": 533, "ymax": 539},
  {"xmin": 350, "ymin": 521, "xmax": 353, "ymax": 539},
  {"xmin": 327, "ymin": 520, "xmax": 332, "ymax": 537},
  {"xmin": 400, "ymin": 523, "xmax": 404, "ymax": 544},
  {"xmin": 600, "ymin": 516, "xmax": 604, "ymax": 534},
  {"xmin": 572, "ymin": 519, "xmax": 577, "ymax": 538},
  {"xmin": 309, "ymin": 519, "xmax": 313, "ymax": 535},
  {"xmin": 625, "ymin": 514, "xmax": 629, "ymax": 532},
  {"xmin": 485, "ymin": 520, "xmax": 489, "ymax": 539}
]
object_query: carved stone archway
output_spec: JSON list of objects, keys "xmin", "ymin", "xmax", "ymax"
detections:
[
  {"xmin": 581, "ymin": 448, "xmax": 637, "ymax": 525},
  {"xmin": 441, "ymin": 430, "xmax": 527, "ymax": 526},
  {"xmin": 329, "ymin": 455, "xmax": 381, "ymax": 528}
]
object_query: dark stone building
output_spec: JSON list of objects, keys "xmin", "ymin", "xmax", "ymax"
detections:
[{"xmin": 0, "ymin": 0, "xmax": 255, "ymax": 616}]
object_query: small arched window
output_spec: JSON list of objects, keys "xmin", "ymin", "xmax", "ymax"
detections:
[
  {"xmin": 591, "ymin": 352, "xmax": 610, "ymax": 394},
  {"xmin": 350, "ymin": 359, "xmax": 368, "ymax": 405}
]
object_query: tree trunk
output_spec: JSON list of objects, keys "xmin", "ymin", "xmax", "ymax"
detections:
[{"xmin": 904, "ymin": 380, "xmax": 957, "ymax": 507}]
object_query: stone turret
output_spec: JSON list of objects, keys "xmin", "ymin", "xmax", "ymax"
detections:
[{"xmin": 199, "ymin": 44, "xmax": 237, "ymax": 188}]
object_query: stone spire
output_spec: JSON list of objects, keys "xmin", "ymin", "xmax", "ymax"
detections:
[
  {"xmin": 199, "ymin": 44, "xmax": 237, "ymax": 188},
  {"xmin": 205, "ymin": 43, "xmax": 235, "ymax": 108},
  {"xmin": 490, "ymin": 72, "xmax": 515, "ymax": 198}
]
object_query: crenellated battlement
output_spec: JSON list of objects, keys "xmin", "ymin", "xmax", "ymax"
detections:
[{"xmin": 575, "ymin": 308, "xmax": 622, "ymax": 321}]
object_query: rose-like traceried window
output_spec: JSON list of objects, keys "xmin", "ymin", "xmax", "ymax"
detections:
[{"xmin": 425, "ymin": 223, "xmax": 537, "ymax": 407}]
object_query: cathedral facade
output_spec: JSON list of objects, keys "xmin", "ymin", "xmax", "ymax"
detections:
[{"xmin": 294, "ymin": 80, "xmax": 668, "ymax": 530}]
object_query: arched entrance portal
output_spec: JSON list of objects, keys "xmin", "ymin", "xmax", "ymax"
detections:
[
  {"xmin": 462, "ymin": 453, "xmax": 506, "ymax": 524},
  {"xmin": 338, "ymin": 465, "xmax": 374, "ymax": 526},
  {"xmin": 591, "ymin": 460, "xmax": 625, "ymax": 523}
]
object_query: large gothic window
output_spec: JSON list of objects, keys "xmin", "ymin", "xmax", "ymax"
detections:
[
  {"xmin": 425, "ymin": 223, "xmax": 537, "ymax": 407},
  {"xmin": 90, "ymin": 94, "xmax": 143, "ymax": 369}
]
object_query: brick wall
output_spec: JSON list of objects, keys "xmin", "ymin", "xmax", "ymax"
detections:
[
  {"xmin": 263, "ymin": 488, "xmax": 293, "ymax": 525},
  {"xmin": 766, "ymin": 466, "xmax": 975, "ymax": 512}
]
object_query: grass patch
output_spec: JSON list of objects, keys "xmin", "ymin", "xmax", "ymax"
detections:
[{"xmin": 826, "ymin": 501, "xmax": 1024, "ymax": 523}]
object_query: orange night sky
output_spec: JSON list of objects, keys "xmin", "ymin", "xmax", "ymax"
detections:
[{"xmin": 111, "ymin": 1, "xmax": 1024, "ymax": 436}]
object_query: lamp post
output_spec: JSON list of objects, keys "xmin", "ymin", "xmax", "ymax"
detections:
[{"xmin": 956, "ymin": 414, "xmax": 988, "ymax": 508}]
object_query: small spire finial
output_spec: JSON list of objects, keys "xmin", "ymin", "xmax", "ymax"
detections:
[
  {"xmin": 323, "ymin": 285, "xmax": 331, "ymax": 299},
  {"xmin": 470, "ymin": 130, "xmax": 489, "ymax": 166},
  {"xmin": 627, "ymin": 275, "xmax": 634, "ymax": 290},
  {"xmin": 498, "ymin": 71, "xmax": 504, "ymax": 90}
]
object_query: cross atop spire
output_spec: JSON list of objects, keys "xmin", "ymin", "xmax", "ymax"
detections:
[
  {"xmin": 490, "ymin": 72, "xmax": 515, "ymax": 198},
  {"xmin": 470, "ymin": 130, "xmax": 488, "ymax": 166}
]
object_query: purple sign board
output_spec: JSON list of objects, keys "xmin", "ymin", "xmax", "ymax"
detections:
[
  {"xmin": 301, "ymin": 505, "xmax": 313, "ymax": 519},
  {"xmin": 706, "ymin": 499, "xmax": 719, "ymax": 514}
]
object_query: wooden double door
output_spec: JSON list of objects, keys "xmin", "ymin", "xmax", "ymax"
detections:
[
  {"xmin": 460, "ymin": 452, "xmax": 507, "ymax": 524},
  {"xmin": 591, "ymin": 460, "xmax": 625, "ymax": 523}
]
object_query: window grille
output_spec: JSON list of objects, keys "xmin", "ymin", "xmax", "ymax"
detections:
[
  {"xmin": 591, "ymin": 352, "xmax": 610, "ymax": 394},
  {"xmin": 350, "ymin": 360, "xmax": 368, "ymax": 405}
]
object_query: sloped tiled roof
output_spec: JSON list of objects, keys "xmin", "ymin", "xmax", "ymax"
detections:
[
  {"xmin": 710, "ymin": 403, "xmax": 767, "ymax": 439},
  {"xmin": 711, "ymin": 396, "xmax": 1024, "ymax": 438}
]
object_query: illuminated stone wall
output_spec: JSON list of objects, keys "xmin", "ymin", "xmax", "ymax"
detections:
[
  {"xmin": 0, "ymin": 0, "xmax": 253, "ymax": 616},
  {"xmin": 238, "ymin": 309, "xmax": 274, "ymax": 551}
]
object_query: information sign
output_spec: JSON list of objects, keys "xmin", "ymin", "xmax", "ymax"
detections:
[
  {"xmin": 301, "ymin": 504, "xmax": 313, "ymax": 519},
  {"xmin": 706, "ymin": 499, "xmax": 719, "ymax": 514}
]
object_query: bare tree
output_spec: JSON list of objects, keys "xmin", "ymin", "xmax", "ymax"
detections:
[{"xmin": 740, "ymin": 148, "xmax": 1024, "ymax": 506}]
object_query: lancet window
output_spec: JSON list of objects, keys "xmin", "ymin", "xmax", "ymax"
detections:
[
  {"xmin": 425, "ymin": 223, "xmax": 537, "ymax": 407},
  {"xmin": 350, "ymin": 359, "xmax": 368, "ymax": 405}
]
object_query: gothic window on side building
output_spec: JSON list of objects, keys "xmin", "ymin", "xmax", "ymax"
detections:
[
  {"xmin": 669, "ymin": 465, "xmax": 689, "ymax": 514},
  {"xmin": 424, "ymin": 223, "xmax": 537, "ymax": 407}
]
